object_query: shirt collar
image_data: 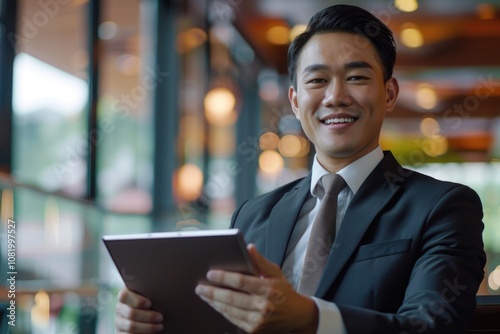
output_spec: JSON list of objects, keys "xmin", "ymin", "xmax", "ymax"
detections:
[{"xmin": 311, "ymin": 146, "xmax": 384, "ymax": 197}]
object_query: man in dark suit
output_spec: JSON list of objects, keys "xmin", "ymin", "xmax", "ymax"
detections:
[{"xmin": 115, "ymin": 4, "xmax": 486, "ymax": 333}]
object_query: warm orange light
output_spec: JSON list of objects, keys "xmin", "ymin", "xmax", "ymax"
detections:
[
  {"xmin": 416, "ymin": 83, "xmax": 437, "ymax": 109},
  {"xmin": 266, "ymin": 26, "xmax": 290, "ymax": 45},
  {"xmin": 279, "ymin": 135, "xmax": 301, "ymax": 157},
  {"xmin": 259, "ymin": 132, "xmax": 280, "ymax": 151},
  {"xmin": 422, "ymin": 136, "xmax": 448, "ymax": 157},
  {"xmin": 395, "ymin": 0, "xmax": 418, "ymax": 13},
  {"xmin": 259, "ymin": 150, "xmax": 284, "ymax": 174},
  {"xmin": 419, "ymin": 117, "xmax": 440, "ymax": 137},
  {"xmin": 177, "ymin": 28, "xmax": 208, "ymax": 53},
  {"xmin": 204, "ymin": 88, "xmax": 237, "ymax": 126},
  {"xmin": 176, "ymin": 164, "xmax": 204, "ymax": 201},
  {"xmin": 1, "ymin": 189, "xmax": 14, "ymax": 225},
  {"xmin": 31, "ymin": 290, "xmax": 50, "ymax": 328},
  {"xmin": 477, "ymin": 4, "xmax": 496, "ymax": 20},
  {"xmin": 401, "ymin": 24, "xmax": 424, "ymax": 48}
]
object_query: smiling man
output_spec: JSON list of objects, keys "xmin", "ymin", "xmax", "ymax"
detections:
[
  {"xmin": 288, "ymin": 31, "xmax": 398, "ymax": 173},
  {"xmin": 115, "ymin": 5, "xmax": 485, "ymax": 334}
]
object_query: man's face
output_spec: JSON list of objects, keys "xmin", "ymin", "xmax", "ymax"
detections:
[{"xmin": 288, "ymin": 32, "xmax": 398, "ymax": 169}]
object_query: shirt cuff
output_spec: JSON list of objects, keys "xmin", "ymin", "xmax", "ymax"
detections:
[{"xmin": 311, "ymin": 297, "xmax": 347, "ymax": 334}]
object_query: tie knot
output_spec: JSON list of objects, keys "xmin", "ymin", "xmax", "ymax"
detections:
[{"xmin": 321, "ymin": 174, "xmax": 346, "ymax": 196}]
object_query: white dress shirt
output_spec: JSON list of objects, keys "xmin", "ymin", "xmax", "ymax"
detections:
[{"xmin": 281, "ymin": 146, "xmax": 384, "ymax": 334}]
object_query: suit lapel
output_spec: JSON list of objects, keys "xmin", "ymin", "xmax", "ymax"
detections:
[
  {"xmin": 266, "ymin": 174, "xmax": 311, "ymax": 266},
  {"xmin": 316, "ymin": 152, "xmax": 404, "ymax": 297}
]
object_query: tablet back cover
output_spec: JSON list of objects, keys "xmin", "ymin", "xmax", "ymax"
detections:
[{"xmin": 103, "ymin": 229, "xmax": 255, "ymax": 334}]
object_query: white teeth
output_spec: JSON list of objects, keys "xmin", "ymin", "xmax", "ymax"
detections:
[{"xmin": 324, "ymin": 118, "xmax": 355, "ymax": 124}]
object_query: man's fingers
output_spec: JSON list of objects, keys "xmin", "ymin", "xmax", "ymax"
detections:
[
  {"xmin": 116, "ymin": 302, "xmax": 163, "ymax": 324},
  {"xmin": 115, "ymin": 288, "xmax": 163, "ymax": 333},
  {"xmin": 115, "ymin": 316, "xmax": 163, "ymax": 334},
  {"xmin": 118, "ymin": 288, "xmax": 153, "ymax": 309},
  {"xmin": 115, "ymin": 303, "xmax": 163, "ymax": 333},
  {"xmin": 203, "ymin": 270, "xmax": 272, "ymax": 295},
  {"xmin": 196, "ymin": 284, "xmax": 276, "ymax": 316},
  {"xmin": 195, "ymin": 284, "xmax": 254, "ymax": 309}
]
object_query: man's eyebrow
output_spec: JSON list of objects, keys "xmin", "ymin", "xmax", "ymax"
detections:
[
  {"xmin": 302, "ymin": 64, "xmax": 330, "ymax": 75},
  {"xmin": 345, "ymin": 61, "xmax": 372, "ymax": 70},
  {"xmin": 301, "ymin": 61, "xmax": 373, "ymax": 75}
]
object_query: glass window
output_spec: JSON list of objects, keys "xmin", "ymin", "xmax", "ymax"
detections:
[
  {"xmin": 96, "ymin": 0, "xmax": 153, "ymax": 214},
  {"xmin": 12, "ymin": 0, "xmax": 88, "ymax": 196}
]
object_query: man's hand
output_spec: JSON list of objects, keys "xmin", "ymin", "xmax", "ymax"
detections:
[
  {"xmin": 195, "ymin": 244, "xmax": 319, "ymax": 334},
  {"xmin": 115, "ymin": 288, "xmax": 164, "ymax": 333}
]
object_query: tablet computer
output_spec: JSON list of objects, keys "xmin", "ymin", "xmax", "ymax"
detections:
[{"xmin": 102, "ymin": 229, "xmax": 256, "ymax": 334}]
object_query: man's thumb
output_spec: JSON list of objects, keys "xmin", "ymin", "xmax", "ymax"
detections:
[{"xmin": 247, "ymin": 244, "xmax": 281, "ymax": 278}]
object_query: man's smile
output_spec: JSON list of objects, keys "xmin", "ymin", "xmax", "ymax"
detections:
[
  {"xmin": 318, "ymin": 113, "xmax": 359, "ymax": 126},
  {"xmin": 323, "ymin": 117, "xmax": 356, "ymax": 125}
]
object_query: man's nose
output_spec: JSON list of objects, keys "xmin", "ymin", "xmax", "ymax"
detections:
[{"xmin": 322, "ymin": 81, "xmax": 352, "ymax": 107}]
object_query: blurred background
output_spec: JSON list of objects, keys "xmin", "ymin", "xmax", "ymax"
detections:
[{"xmin": 0, "ymin": 0, "xmax": 499, "ymax": 332}]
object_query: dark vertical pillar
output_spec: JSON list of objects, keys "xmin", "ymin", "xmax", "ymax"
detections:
[
  {"xmin": 0, "ymin": 0, "xmax": 16, "ymax": 174},
  {"xmin": 149, "ymin": 0, "xmax": 180, "ymax": 226},
  {"xmin": 0, "ymin": 0, "xmax": 14, "ymax": 289},
  {"xmin": 86, "ymin": 0, "xmax": 100, "ymax": 199},
  {"xmin": 235, "ymin": 80, "xmax": 260, "ymax": 206},
  {"xmin": 78, "ymin": 2, "xmax": 100, "ymax": 331}
]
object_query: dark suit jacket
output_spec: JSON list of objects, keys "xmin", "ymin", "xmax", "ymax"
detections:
[{"xmin": 230, "ymin": 151, "xmax": 486, "ymax": 334}]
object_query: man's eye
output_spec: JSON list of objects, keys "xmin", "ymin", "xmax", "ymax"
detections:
[
  {"xmin": 308, "ymin": 78, "xmax": 327, "ymax": 84},
  {"xmin": 347, "ymin": 76, "xmax": 368, "ymax": 81}
]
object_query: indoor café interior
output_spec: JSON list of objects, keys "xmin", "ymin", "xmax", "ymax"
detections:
[{"xmin": 0, "ymin": 0, "xmax": 499, "ymax": 332}]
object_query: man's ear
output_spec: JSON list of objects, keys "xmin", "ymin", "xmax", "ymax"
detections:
[
  {"xmin": 385, "ymin": 77, "xmax": 399, "ymax": 113},
  {"xmin": 288, "ymin": 86, "xmax": 300, "ymax": 120}
]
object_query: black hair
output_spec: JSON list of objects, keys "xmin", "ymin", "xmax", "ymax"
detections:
[{"xmin": 287, "ymin": 4, "xmax": 396, "ymax": 87}]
